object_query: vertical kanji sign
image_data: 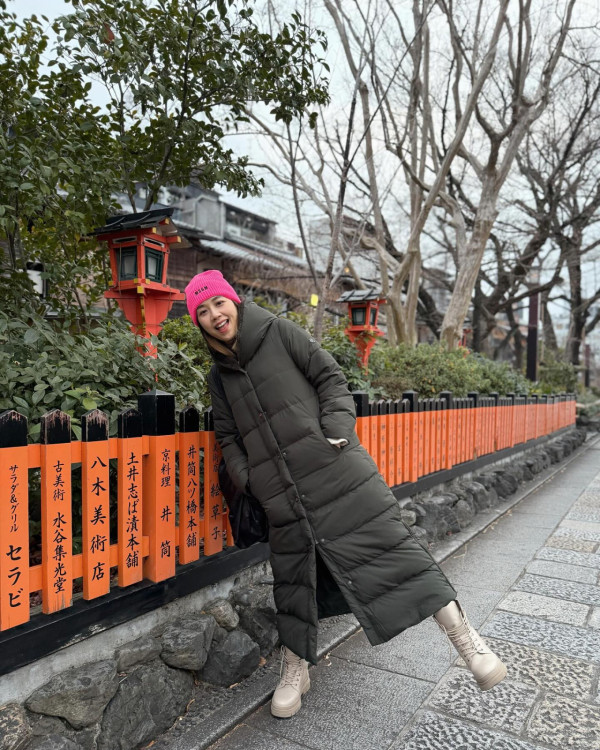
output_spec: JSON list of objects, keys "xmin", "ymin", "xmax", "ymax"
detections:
[
  {"xmin": 117, "ymin": 408, "xmax": 144, "ymax": 587},
  {"xmin": 40, "ymin": 410, "xmax": 72, "ymax": 614},
  {"xmin": 139, "ymin": 391, "xmax": 176, "ymax": 582},
  {"xmin": 179, "ymin": 407, "xmax": 201, "ymax": 564},
  {"xmin": 82, "ymin": 410, "xmax": 111, "ymax": 599},
  {"xmin": 203, "ymin": 413, "xmax": 224, "ymax": 556},
  {"xmin": 0, "ymin": 411, "xmax": 30, "ymax": 630}
]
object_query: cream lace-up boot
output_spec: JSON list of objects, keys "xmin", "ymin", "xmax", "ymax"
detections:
[
  {"xmin": 271, "ymin": 646, "xmax": 310, "ymax": 718},
  {"xmin": 435, "ymin": 600, "xmax": 507, "ymax": 691}
]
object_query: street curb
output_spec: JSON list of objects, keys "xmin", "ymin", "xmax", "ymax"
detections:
[{"xmin": 159, "ymin": 431, "xmax": 599, "ymax": 750}]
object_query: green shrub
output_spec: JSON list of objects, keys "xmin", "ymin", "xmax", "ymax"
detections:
[
  {"xmin": 367, "ymin": 342, "xmax": 530, "ymax": 399},
  {"xmin": 536, "ymin": 353, "xmax": 578, "ymax": 394},
  {"xmin": 0, "ymin": 310, "xmax": 206, "ymax": 442}
]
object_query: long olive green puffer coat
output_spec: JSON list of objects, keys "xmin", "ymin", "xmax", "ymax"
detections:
[{"xmin": 209, "ymin": 301, "xmax": 456, "ymax": 664}]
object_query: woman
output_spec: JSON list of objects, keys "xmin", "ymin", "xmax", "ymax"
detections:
[{"xmin": 185, "ymin": 270, "xmax": 507, "ymax": 719}]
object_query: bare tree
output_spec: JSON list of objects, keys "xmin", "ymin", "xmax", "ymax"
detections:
[{"xmin": 438, "ymin": 0, "xmax": 578, "ymax": 347}]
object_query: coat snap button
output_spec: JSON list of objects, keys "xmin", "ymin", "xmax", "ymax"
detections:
[{"xmin": 282, "ymin": 451, "xmax": 287, "ymax": 457}]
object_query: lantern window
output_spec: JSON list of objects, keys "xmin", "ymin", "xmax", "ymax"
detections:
[
  {"xmin": 145, "ymin": 248, "xmax": 164, "ymax": 283},
  {"xmin": 370, "ymin": 306, "xmax": 377, "ymax": 326},
  {"xmin": 351, "ymin": 306, "xmax": 366, "ymax": 326},
  {"xmin": 117, "ymin": 246, "xmax": 137, "ymax": 280}
]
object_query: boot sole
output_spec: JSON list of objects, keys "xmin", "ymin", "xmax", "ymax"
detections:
[
  {"xmin": 271, "ymin": 679, "xmax": 311, "ymax": 718},
  {"xmin": 477, "ymin": 661, "xmax": 507, "ymax": 691}
]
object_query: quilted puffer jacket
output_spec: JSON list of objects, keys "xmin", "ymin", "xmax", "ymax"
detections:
[{"xmin": 208, "ymin": 301, "xmax": 456, "ymax": 664}]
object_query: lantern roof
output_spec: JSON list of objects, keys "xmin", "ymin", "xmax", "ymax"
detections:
[
  {"xmin": 336, "ymin": 288, "xmax": 384, "ymax": 303},
  {"xmin": 94, "ymin": 208, "xmax": 183, "ymax": 238}
]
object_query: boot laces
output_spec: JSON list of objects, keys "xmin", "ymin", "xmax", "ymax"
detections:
[
  {"xmin": 437, "ymin": 613, "xmax": 488, "ymax": 662},
  {"xmin": 279, "ymin": 646, "xmax": 304, "ymax": 689},
  {"xmin": 448, "ymin": 623, "xmax": 488, "ymax": 661}
]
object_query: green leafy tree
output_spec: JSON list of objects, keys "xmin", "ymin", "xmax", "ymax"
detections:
[
  {"xmin": 54, "ymin": 0, "xmax": 329, "ymax": 209},
  {"xmin": 0, "ymin": 0, "xmax": 328, "ymax": 315},
  {"xmin": 0, "ymin": 4, "xmax": 119, "ymax": 315}
]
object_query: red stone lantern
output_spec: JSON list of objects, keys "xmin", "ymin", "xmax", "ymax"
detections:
[
  {"xmin": 336, "ymin": 289, "xmax": 386, "ymax": 372},
  {"xmin": 96, "ymin": 209, "xmax": 188, "ymax": 357}
]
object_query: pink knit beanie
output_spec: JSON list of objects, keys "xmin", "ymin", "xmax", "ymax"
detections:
[{"xmin": 184, "ymin": 270, "xmax": 241, "ymax": 327}]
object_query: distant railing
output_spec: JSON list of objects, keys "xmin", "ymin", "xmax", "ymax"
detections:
[
  {"xmin": 0, "ymin": 390, "xmax": 576, "ymax": 634},
  {"xmin": 353, "ymin": 391, "xmax": 576, "ymax": 487}
]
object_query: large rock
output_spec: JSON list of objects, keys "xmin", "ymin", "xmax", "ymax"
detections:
[
  {"xmin": 233, "ymin": 585, "xmax": 279, "ymax": 657},
  {"xmin": 26, "ymin": 714, "xmax": 99, "ymax": 750},
  {"xmin": 491, "ymin": 470, "xmax": 519, "ymax": 498},
  {"xmin": 461, "ymin": 481, "xmax": 491, "ymax": 511},
  {"xmin": 25, "ymin": 661, "xmax": 119, "ymax": 730},
  {"xmin": 97, "ymin": 660, "xmax": 193, "ymax": 750},
  {"xmin": 0, "ymin": 704, "xmax": 32, "ymax": 750},
  {"xmin": 416, "ymin": 494, "xmax": 459, "ymax": 540},
  {"xmin": 160, "ymin": 615, "xmax": 216, "ymax": 671},
  {"xmin": 474, "ymin": 473, "xmax": 495, "ymax": 491},
  {"xmin": 524, "ymin": 455, "xmax": 543, "ymax": 475},
  {"xmin": 547, "ymin": 444, "xmax": 564, "ymax": 463},
  {"xmin": 399, "ymin": 509, "xmax": 417, "ymax": 527},
  {"xmin": 24, "ymin": 737, "xmax": 81, "ymax": 750},
  {"xmin": 202, "ymin": 630, "xmax": 260, "ymax": 687},
  {"xmin": 116, "ymin": 636, "xmax": 161, "ymax": 672},
  {"xmin": 454, "ymin": 499, "xmax": 475, "ymax": 529},
  {"xmin": 202, "ymin": 598, "xmax": 239, "ymax": 631}
]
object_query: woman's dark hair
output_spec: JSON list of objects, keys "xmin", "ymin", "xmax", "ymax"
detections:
[{"xmin": 197, "ymin": 300, "xmax": 243, "ymax": 357}]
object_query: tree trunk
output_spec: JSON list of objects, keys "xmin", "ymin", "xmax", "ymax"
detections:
[
  {"xmin": 540, "ymin": 290, "xmax": 558, "ymax": 355},
  {"xmin": 440, "ymin": 177, "xmax": 498, "ymax": 347}
]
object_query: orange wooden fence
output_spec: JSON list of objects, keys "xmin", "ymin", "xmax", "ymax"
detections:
[{"xmin": 0, "ymin": 390, "xmax": 576, "ymax": 633}]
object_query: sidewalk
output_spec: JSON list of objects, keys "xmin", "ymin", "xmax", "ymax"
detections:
[{"xmin": 159, "ymin": 436, "xmax": 600, "ymax": 750}]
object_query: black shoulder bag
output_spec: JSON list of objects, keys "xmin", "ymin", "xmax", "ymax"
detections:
[{"xmin": 212, "ymin": 369, "xmax": 269, "ymax": 548}]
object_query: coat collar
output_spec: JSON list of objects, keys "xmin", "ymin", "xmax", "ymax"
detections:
[
  {"xmin": 212, "ymin": 300, "xmax": 277, "ymax": 371},
  {"xmin": 236, "ymin": 301, "xmax": 277, "ymax": 367}
]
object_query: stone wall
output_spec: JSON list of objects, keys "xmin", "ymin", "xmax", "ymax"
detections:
[{"xmin": 0, "ymin": 428, "xmax": 586, "ymax": 750}]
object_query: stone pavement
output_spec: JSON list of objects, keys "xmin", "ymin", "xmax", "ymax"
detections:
[{"xmin": 199, "ymin": 437, "xmax": 600, "ymax": 750}]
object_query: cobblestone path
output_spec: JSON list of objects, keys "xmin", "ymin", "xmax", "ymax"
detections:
[{"xmin": 199, "ymin": 439, "xmax": 600, "ymax": 750}]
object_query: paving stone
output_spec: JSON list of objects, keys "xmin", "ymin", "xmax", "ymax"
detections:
[
  {"xmin": 397, "ymin": 710, "xmax": 497, "ymax": 750},
  {"xmin": 570, "ymin": 489, "xmax": 600, "ymax": 508},
  {"xmin": 515, "ymin": 572, "xmax": 600, "ymax": 606},
  {"xmin": 527, "ymin": 694, "xmax": 600, "ymax": 750},
  {"xmin": 536, "ymin": 546, "xmax": 600, "ymax": 569},
  {"xmin": 396, "ymin": 711, "xmax": 548, "ymax": 750},
  {"xmin": 247, "ymin": 656, "xmax": 431, "ymax": 750},
  {"xmin": 545, "ymin": 534, "xmax": 598, "ymax": 553},
  {"xmin": 441, "ymin": 556, "xmax": 523, "ymax": 592},
  {"xmin": 493, "ymin": 738, "xmax": 546, "ymax": 750},
  {"xmin": 427, "ymin": 668, "xmax": 537, "ymax": 734},
  {"xmin": 456, "ymin": 537, "xmax": 541, "ymax": 563},
  {"xmin": 483, "ymin": 611, "xmax": 600, "ymax": 663},
  {"xmin": 332, "ymin": 620, "xmax": 451, "ymax": 682},
  {"xmin": 474, "ymin": 637, "xmax": 596, "ymax": 700},
  {"xmin": 497, "ymin": 591, "xmax": 589, "ymax": 626},
  {"xmin": 551, "ymin": 525, "xmax": 600, "ymax": 543},
  {"xmin": 566, "ymin": 510, "xmax": 600, "ymax": 523},
  {"xmin": 524, "ymin": 559, "xmax": 598, "ymax": 583},
  {"xmin": 560, "ymin": 520, "xmax": 600, "ymax": 534},
  {"xmin": 210, "ymin": 723, "xmax": 308, "ymax": 750},
  {"xmin": 334, "ymin": 584, "xmax": 500, "ymax": 683}
]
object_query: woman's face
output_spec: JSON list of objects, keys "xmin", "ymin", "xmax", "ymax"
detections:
[{"xmin": 196, "ymin": 296, "xmax": 239, "ymax": 343}]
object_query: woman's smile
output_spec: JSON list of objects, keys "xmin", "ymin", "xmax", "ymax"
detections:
[{"xmin": 196, "ymin": 296, "xmax": 239, "ymax": 342}]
